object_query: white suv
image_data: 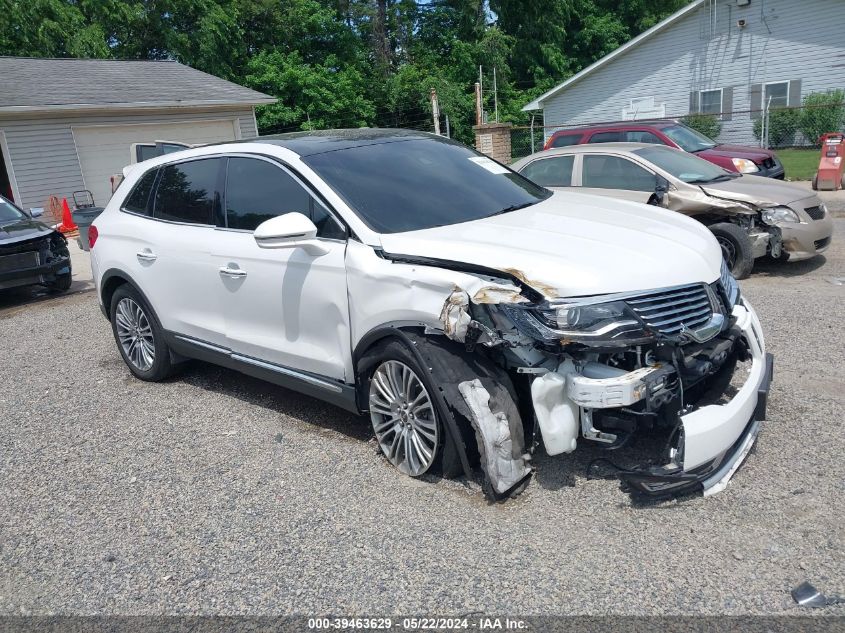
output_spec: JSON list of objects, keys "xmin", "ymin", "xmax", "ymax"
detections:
[{"xmin": 90, "ymin": 129, "xmax": 772, "ymax": 500}]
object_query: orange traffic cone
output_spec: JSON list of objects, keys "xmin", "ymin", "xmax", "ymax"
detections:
[{"xmin": 58, "ymin": 197, "xmax": 78, "ymax": 233}]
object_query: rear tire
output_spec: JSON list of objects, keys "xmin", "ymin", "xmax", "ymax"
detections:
[
  {"xmin": 110, "ymin": 285, "xmax": 173, "ymax": 381},
  {"xmin": 710, "ymin": 222, "xmax": 754, "ymax": 279}
]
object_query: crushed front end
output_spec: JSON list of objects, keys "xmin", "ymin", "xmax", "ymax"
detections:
[{"xmin": 458, "ymin": 259, "xmax": 772, "ymax": 499}]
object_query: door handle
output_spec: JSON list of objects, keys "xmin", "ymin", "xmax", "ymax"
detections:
[
  {"xmin": 136, "ymin": 250, "xmax": 157, "ymax": 262},
  {"xmin": 218, "ymin": 266, "xmax": 247, "ymax": 278}
]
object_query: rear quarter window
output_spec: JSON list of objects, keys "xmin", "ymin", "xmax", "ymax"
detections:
[
  {"xmin": 122, "ymin": 169, "xmax": 158, "ymax": 216},
  {"xmin": 549, "ymin": 133, "xmax": 582, "ymax": 148}
]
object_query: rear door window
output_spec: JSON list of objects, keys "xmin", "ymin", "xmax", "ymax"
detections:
[
  {"xmin": 549, "ymin": 133, "xmax": 582, "ymax": 148},
  {"xmin": 520, "ymin": 156, "xmax": 575, "ymax": 187},
  {"xmin": 123, "ymin": 169, "xmax": 158, "ymax": 216},
  {"xmin": 582, "ymin": 155, "xmax": 657, "ymax": 191},
  {"xmin": 589, "ymin": 131, "xmax": 623, "ymax": 143},
  {"xmin": 153, "ymin": 158, "xmax": 222, "ymax": 225},
  {"xmin": 225, "ymin": 157, "xmax": 345, "ymax": 239}
]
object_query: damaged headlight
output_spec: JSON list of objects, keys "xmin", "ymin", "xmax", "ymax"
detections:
[
  {"xmin": 533, "ymin": 299, "xmax": 654, "ymax": 344},
  {"xmin": 761, "ymin": 205, "xmax": 800, "ymax": 224},
  {"xmin": 719, "ymin": 259, "xmax": 740, "ymax": 311}
]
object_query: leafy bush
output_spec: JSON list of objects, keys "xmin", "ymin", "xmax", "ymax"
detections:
[
  {"xmin": 753, "ymin": 107, "xmax": 800, "ymax": 148},
  {"xmin": 682, "ymin": 114, "xmax": 721, "ymax": 140},
  {"xmin": 799, "ymin": 90, "xmax": 845, "ymax": 146}
]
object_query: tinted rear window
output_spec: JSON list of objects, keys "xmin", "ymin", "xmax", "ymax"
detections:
[
  {"xmin": 123, "ymin": 169, "xmax": 158, "ymax": 215},
  {"xmin": 589, "ymin": 131, "xmax": 623, "ymax": 143},
  {"xmin": 302, "ymin": 137, "xmax": 550, "ymax": 234},
  {"xmin": 153, "ymin": 158, "xmax": 221, "ymax": 225}
]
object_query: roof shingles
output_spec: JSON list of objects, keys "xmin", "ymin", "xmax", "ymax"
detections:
[{"xmin": 0, "ymin": 57, "xmax": 275, "ymax": 110}]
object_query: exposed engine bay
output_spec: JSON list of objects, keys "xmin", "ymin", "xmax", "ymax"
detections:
[{"xmin": 374, "ymin": 249, "xmax": 773, "ymax": 501}]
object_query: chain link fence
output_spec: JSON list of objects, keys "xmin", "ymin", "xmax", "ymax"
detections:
[{"xmin": 508, "ymin": 102, "xmax": 845, "ymax": 164}]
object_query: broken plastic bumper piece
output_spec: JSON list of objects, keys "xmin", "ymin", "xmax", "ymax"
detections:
[{"xmin": 620, "ymin": 303, "xmax": 773, "ymax": 499}]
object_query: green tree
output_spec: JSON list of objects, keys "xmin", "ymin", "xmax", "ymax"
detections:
[{"xmin": 799, "ymin": 90, "xmax": 845, "ymax": 146}]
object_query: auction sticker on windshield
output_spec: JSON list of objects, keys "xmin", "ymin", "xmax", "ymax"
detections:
[{"xmin": 468, "ymin": 156, "xmax": 509, "ymax": 174}]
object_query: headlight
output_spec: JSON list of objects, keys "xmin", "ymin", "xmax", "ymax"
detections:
[
  {"xmin": 720, "ymin": 259, "xmax": 740, "ymax": 310},
  {"xmin": 761, "ymin": 205, "xmax": 800, "ymax": 224},
  {"xmin": 534, "ymin": 299, "xmax": 654, "ymax": 344},
  {"xmin": 731, "ymin": 157, "xmax": 760, "ymax": 174}
]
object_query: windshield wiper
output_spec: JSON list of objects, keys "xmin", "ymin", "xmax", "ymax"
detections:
[
  {"xmin": 688, "ymin": 174, "xmax": 738, "ymax": 184},
  {"xmin": 490, "ymin": 201, "xmax": 537, "ymax": 216}
]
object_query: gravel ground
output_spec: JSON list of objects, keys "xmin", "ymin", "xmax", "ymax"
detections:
[{"xmin": 1, "ymin": 222, "xmax": 843, "ymax": 617}]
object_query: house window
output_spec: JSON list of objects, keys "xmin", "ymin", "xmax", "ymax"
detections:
[
  {"xmin": 700, "ymin": 89, "xmax": 722, "ymax": 115},
  {"xmin": 765, "ymin": 82, "xmax": 789, "ymax": 108}
]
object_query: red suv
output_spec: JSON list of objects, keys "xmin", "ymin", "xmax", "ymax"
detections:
[{"xmin": 544, "ymin": 120, "xmax": 785, "ymax": 179}]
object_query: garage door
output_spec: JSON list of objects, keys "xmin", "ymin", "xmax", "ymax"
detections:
[{"xmin": 73, "ymin": 119, "xmax": 239, "ymax": 208}]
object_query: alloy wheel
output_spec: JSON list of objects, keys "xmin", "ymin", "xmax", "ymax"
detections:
[
  {"xmin": 369, "ymin": 360, "xmax": 438, "ymax": 477},
  {"xmin": 115, "ymin": 297, "xmax": 155, "ymax": 371}
]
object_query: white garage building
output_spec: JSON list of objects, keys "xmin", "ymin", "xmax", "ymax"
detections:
[{"xmin": 0, "ymin": 57, "xmax": 275, "ymax": 212}]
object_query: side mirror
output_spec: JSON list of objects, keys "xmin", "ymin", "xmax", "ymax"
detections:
[
  {"xmin": 648, "ymin": 176, "xmax": 669, "ymax": 207},
  {"xmin": 253, "ymin": 212, "xmax": 329, "ymax": 256}
]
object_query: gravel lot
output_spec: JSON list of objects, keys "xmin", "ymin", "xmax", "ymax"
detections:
[{"xmin": 1, "ymin": 222, "xmax": 843, "ymax": 617}]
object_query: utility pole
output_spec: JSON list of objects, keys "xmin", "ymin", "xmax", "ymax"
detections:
[
  {"xmin": 474, "ymin": 82, "xmax": 482, "ymax": 126},
  {"xmin": 430, "ymin": 88, "xmax": 441, "ymax": 135},
  {"xmin": 445, "ymin": 114, "xmax": 451, "ymax": 139},
  {"xmin": 478, "ymin": 65, "xmax": 484, "ymax": 122},
  {"xmin": 493, "ymin": 66, "xmax": 498, "ymax": 123}
]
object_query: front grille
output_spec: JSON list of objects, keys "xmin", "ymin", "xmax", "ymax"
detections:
[
  {"xmin": 814, "ymin": 236, "xmax": 831, "ymax": 250},
  {"xmin": 625, "ymin": 284, "xmax": 714, "ymax": 335},
  {"xmin": 805, "ymin": 205, "xmax": 826, "ymax": 220},
  {"xmin": 0, "ymin": 250, "xmax": 39, "ymax": 273}
]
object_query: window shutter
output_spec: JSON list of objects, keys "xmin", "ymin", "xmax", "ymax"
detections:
[
  {"xmin": 749, "ymin": 83, "xmax": 762, "ymax": 119},
  {"xmin": 689, "ymin": 91, "xmax": 700, "ymax": 114},
  {"xmin": 788, "ymin": 79, "xmax": 802, "ymax": 107},
  {"xmin": 721, "ymin": 87, "xmax": 733, "ymax": 121}
]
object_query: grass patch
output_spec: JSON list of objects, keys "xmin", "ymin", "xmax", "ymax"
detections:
[{"xmin": 775, "ymin": 148, "xmax": 820, "ymax": 181}]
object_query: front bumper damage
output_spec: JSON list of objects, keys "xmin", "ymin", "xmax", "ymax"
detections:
[{"xmin": 533, "ymin": 302, "xmax": 772, "ymax": 499}]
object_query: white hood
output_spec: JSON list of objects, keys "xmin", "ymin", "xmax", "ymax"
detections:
[{"xmin": 378, "ymin": 191, "xmax": 722, "ymax": 298}]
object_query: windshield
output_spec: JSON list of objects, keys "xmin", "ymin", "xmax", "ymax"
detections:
[
  {"xmin": 634, "ymin": 146, "xmax": 737, "ymax": 184},
  {"xmin": 0, "ymin": 197, "xmax": 26, "ymax": 223},
  {"xmin": 662, "ymin": 124, "xmax": 717, "ymax": 152},
  {"xmin": 302, "ymin": 137, "xmax": 551, "ymax": 234}
]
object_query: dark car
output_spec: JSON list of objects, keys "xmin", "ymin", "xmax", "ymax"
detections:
[
  {"xmin": 544, "ymin": 120, "xmax": 785, "ymax": 179},
  {"xmin": 0, "ymin": 194, "xmax": 72, "ymax": 292}
]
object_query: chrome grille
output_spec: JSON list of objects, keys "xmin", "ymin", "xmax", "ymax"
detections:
[
  {"xmin": 625, "ymin": 284, "xmax": 714, "ymax": 335},
  {"xmin": 805, "ymin": 205, "xmax": 826, "ymax": 221}
]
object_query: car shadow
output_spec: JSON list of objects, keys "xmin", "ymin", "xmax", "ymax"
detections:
[
  {"xmin": 751, "ymin": 254, "xmax": 827, "ymax": 277},
  {"xmin": 0, "ymin": 279, "xmax": 93, "ymax": 313},
  {"xmin": 173, "ymin": 358, "xmax": 370, "ymax": 443}
]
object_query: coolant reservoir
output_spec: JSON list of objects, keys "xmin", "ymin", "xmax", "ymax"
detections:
[{"xmin": 531, "ymin": 360, "xmax": 580, "ymax": 455}]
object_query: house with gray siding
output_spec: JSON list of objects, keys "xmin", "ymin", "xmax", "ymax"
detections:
[
  {"xmin": 523, "ymin": 0, "xmax": 845, "ymax": 145},
  {"xmin": 0, "ymin": 57, "xmax": 275, "ymax": 212}
]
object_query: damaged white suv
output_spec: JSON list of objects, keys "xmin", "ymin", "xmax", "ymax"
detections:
[{"xmin": 91, "ymin": 129, "xmax": 773, "ymax": 500}]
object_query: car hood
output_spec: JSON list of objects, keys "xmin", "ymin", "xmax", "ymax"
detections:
[
  {"xmin": 377, "ymin": 191, "xmax": 722, "ymax": 298},
  {"xmin": 699, "ymin": 144, "xmax": 775, "ymax": 161},
  {"xmin": 701, "ymin": 174, "xmax": 813, "ymax": 206},
  {"xmin": 0, "ymin": 217, "xmax": 54, "ymax": 244}
]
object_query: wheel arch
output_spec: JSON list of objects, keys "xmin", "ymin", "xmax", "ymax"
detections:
[{"xmin": 100, "ymin": 268, "xmax": 156, "ymax": 321}]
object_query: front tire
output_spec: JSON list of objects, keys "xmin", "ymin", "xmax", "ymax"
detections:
[
  {"xmin": 366, "ymin": 340, "xmax": 444, "ymax": 477},
  {"xmin": 710, "ymin": 222, "xmax": 754, "ymax": 279},
  {"xmin": 110, "ymin": 285, "xmax": 173, "ymax": 381},
  {"xmin": 45, "ymin": 271, "xmax": 72, "ymax": 292}
]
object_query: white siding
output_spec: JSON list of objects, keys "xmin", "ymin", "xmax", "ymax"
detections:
[
  {"xmin": 0, "ymin": 106, "xmax": 258, "ymax": 211},
  {"xmin": 540, "ymin": 0, "xmax": 845, "ymax": 145}
]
